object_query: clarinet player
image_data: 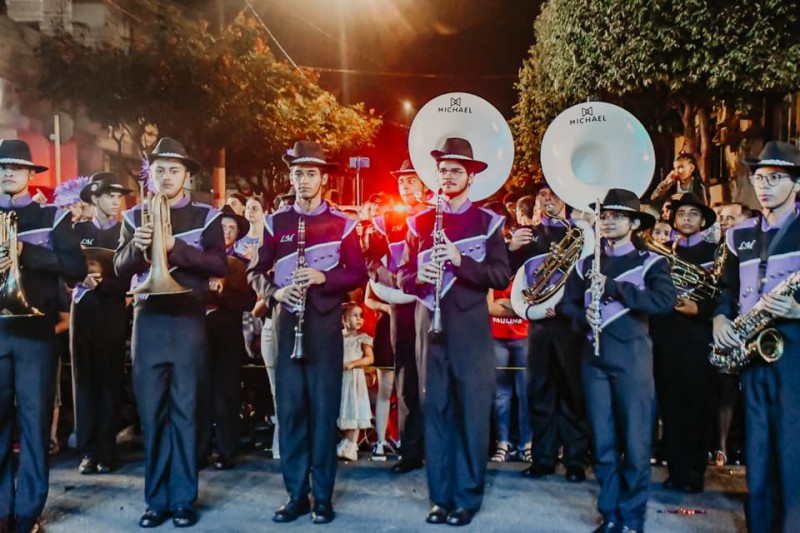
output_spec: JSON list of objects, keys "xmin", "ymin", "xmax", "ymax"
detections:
[{"xmin": 247, "ymin": 141, "xmax": 367, "ymax": 525}]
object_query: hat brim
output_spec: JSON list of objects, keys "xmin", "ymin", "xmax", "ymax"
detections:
[
  {"xmin": 80, "ymin": 183, "xmax": 133, "ymax": 203},
  {"xmin": 0, "ymin": 158, "xmax": 48, "ymax": 174},
  {"xmin": 390, "ymin": 169, "xmax": 418, "ymax": 179},
  {"xmin": 430, "ymin": 151, "xmax": 488, "ymax": 174},
  {"xmin": 668, "ymin": 199, "xmax": 717, "ymax": 230},
  {"xmin": 222, "ymin": 213, "xmax": 250, "ymax": 238},
  {"xmin": 282, "ymin": 155, "xmax": 338, "ymax": 170},
  {"xmin": 589, "ymin": 203, "xmax": 656, "ymax": 231},
  {"xmin": 744, "ymin": 157, "xmax": 800, "ymax": 172},
  {"xmin": 146, "ymin": 153, "xmax": 201, "ymax": 175}
]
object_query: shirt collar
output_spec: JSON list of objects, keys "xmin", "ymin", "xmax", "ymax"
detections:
[
  {"xmin": 675, "ymin": 232, "xmax": 704, "ymax": 248},
  {"xmin": 540, "ymin": 214, "xmax": 566, "ymax": 227},
  {"xmin": 172, "ymin": 195, "xmax": 191, "ymax": 209},
  {"xmin": 293, "ymin": 200, "xmax": 328, "ymax": 217},
  {"xmin": 761, "ymin": 205, "xmax": 798, "ymax": 232},
  {"xmin": 442, "ymin": 199, "xmax": 472, "ymax": 215},
  {"xmin": 603, "ymin": 240, "xmax": 635, "ymax": 257},
  {"xmin": 92, "ymin": 216, "xmax": 119, "ymax": 231},
  {"xmin": 0, "ymin": 193, "xmax": 33, "ymax": 209}
]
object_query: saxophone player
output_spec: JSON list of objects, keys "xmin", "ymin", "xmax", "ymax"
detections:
[
  {"xmin": 115, "ymin": 138, "xmax": 227, "ymax": 529},
  {"xmin": 247, "ymin": 141, "xmax": 367, "ymax": 525},
  {"xmin": 508, "ymin": 183, "xmax": 591, "ymax": 481},
  {"xmin": 650, "ymin": 193, "xmax": 719, "ymax": 493},
  {"xmin": 397, "ymin": 137, "xmax": 510, "ymax": 526},
  {"xmin": 0, "ymin": 139, "xmax": 86, "ymax": 533},
  {"xmin": 712, "ymin": 141, "xmax": 800, "ymax": 533}
]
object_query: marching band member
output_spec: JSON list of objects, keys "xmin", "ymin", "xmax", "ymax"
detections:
[
  {"xmin": 115, "ymin": 137, "xmax": 227, "ymax": 529},
  {"xmin": 363, "ymin": 160, "xmax": 427, "ymax": 473},
  {"xmin": 198, "ymin": 205, "xmax": 256, "ymax": 471},
  {"xmin": 560, "ymin": 189, "xmax": 676, "ymax": 533},
  {"xmin": 0, "ymin": 139, "xmax": 87, "ymax": 533},
  {"xmin": 508, "ymin": 183, "xmax": 591, "ymax": 482},
  {"xmin": 247, "ymin": 141, "xmax": 367, "ymax": 525},
  {"xmin": 651, "ymin": 193, "xmax": 718, "ymax": 493},
  {"xmin": 72, "ymin": 172, "xmax": 132, "ymax": 475},
  {"xmin": 397, "ymin": 138, "xmax": 509, "ymax": 526},
  {"xmin": 713, "ymin": 141, "xmax": 800, "ymax": 532}
]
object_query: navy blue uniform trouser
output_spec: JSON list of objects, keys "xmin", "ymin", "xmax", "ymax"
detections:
[
  {"xmin": 0, "ymin": 316, "xmax": 56, "ymax": 522},
  {"xmin": 132, "ymin": 299, "xmax": 207, "ymax": 513},
  {"xmin": 741, "ymin": 360, "xmax": 800, "ymax": 533},
  {"xmin": 583, "ymin": 335, "xmax": 654, "ymax": 532},
  {"xmin": 416, "ymin": 300, "xmax": 494, "ymax": 512},
  {"xmin": 273, "ymin": 304, "xmax": 343, "ymax": 503},
  {"xmin": 527, "ymin": 318, "xmax": 589, "ymax": 468},
  {"xmin": 392, "ymin": 302, "xmax": 423, "ymax": 461}
]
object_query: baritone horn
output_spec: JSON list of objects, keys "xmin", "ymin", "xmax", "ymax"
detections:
[
  {"xmin": 0, "ymin": 211, "xmax": 43, "ymax": 317},
  {"xmin": 129, "ymin": 192, "xmax": 190, "ymax": 296}
]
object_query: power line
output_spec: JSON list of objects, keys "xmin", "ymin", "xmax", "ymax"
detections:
[
  {"xmin": 306, "ymin": 66, "xmax": 517, "ymax": 80},
  {"xmin": 243, "ymin": 0, "xmax": 304, "ymax": 76}
]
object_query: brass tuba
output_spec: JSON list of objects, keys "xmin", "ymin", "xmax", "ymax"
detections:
[
  {"xmin": 129, "ymin": 192, "xmax": 190, "ymax": 296},
  {"xmin": 0, "ymin": 211, "xmax": 43, "ymax": 317}
]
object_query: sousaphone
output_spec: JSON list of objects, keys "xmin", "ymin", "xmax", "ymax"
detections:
[{"xmin": 510, "ymin": 101, "xmax": 655, "ymax": 319}]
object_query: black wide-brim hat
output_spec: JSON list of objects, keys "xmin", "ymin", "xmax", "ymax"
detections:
[
  {"xmin": 589, "ymin": 188, "xmax": 656, "ymax": 231},
  {"xmin": 80, "ymin": 171, "xmax": 133, "ymax": 203},
  {"xmin": 744, "ymin": 141, "xmax": 800, "ymax": 173},
  {"xmin": 0, "ymin": 139, "xmax": 48, "ymax": 173},
  {"xmin": 282, "ymin": 141, "xmax": 338, "ymax": 170},
  {"xmin": 430, "ymin": 137, "xmax": 488, "ymax": 174},
  {"xmin": 667, "ymin": 192, "xmax": 716, "ymax": 230},
  {"xmin": 390, "ymin": 159, "xmax": 418, "ymax": 178},
  {"xmin": 146, "ymin": 137, "xmax": 201, "ymax": 175},
  {"xmin": 220, "ymin": 204, "xmax": 250, "ymax": 237}
]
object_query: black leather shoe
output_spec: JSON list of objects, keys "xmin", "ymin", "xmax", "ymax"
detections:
[
  {"xmin": 521, "ymin": 463, "xmax": 555, "ymax": 478},
  {"xmin": 138, "ymin": 509, "xmax": 170, "ymax": 528},
  {"xmin": 445, "ymin": 508, "xmax": 475, "ymax": 526},
  {"xmin": 79, "ymin": 456, "xmax": 97, "ymax": 475},
  {"xmin": 311, "ymin": 501, "xmax": 335, "ymax": 524},
  {"xmin": 213, "ymin": 457, "xmax": 234, "ymax": 470},
  {"xmin": 273, "ymin": 497, "xmax": 311, "ymax": 523},
  {"xmin": 593, "ymin": 521, "xmax": 617, "ymax": 533},
  {"xmin": 425, "ymin": 505, "xmax": 449, "ymax": 524},
  {"xmin": 172, "ymin": 506, "xmax": 198, "ymax": 528},
  {"xmin": 391, "ymin": 458, "xmax": 424, "ymax": 474},
  {"xmin": 565, "ymin": 466, "xmax": 586, "ymax": 482},
  {"xmin": 96, "ymin": 462, "xmax": 114, "ymax": 474}
]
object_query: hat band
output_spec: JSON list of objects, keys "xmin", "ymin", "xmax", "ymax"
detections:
[
  {"xmin": 601, "ymin": 204, "xmax": 638, "ymax": 212},
  {"xmin": 0, "ymin": 157, "xmax": 36, "ymax": 166},
  {"xmin": 154, "ymin": 152, "xmax": 189, "ymax": 159},
  {"xmin": 438, "ymin": 154, "xmax": 474, "ymax": 162},
  {"xmin": 755, "ymin": 158, "xmax": 796, "ymax": 166},
  {"xmin": 290, "ymin": 156, "xmax": 329, "ymax": 165}
]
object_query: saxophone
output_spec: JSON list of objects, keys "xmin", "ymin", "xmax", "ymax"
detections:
[
  {"xmin": 428, "ymin": 189, "xmax": 444, "ymax": 340},
  {"xmin": 709, "ymin": 270, "xmax": 800, "ymax": 372},
  {"xmin": 641, "ymin": 232, "xmax": 721, "ymax": 302},
  {"xmin": 291, "ymin": 217, "xmax": 307, "ymax": 360}
]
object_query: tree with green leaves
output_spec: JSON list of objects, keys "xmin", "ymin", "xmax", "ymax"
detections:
[
  {"xmin": 35, "ymin": 9, "xmax": 381, "ymax": 195},
  {"xmin": 513, "ymin": 0, "xmax": 800, "ymax": 185}
]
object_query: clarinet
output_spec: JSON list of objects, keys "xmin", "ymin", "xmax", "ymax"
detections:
[
  {"xmin": 591, "ymin": 199, "xmax": 602, "ymax": 357},
  {"xmin": 291, "ymin": 217, "xmax": 307, "ymax": 360},
  {"xmin": 428, "ymin": 189, "xmax": 444, "ymax": 340}
]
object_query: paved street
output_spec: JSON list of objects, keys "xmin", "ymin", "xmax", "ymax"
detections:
[{"xmin": 40, "ymin": 448, "xmax": 747, "ymax": 532}]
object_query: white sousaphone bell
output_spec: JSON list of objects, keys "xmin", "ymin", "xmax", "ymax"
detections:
[
  {"xmin": 370, "ymin": 92, "xmax": 515, "ymax": 305},
  {"xmin": 510, "ymin": 101, "xmax": 656, "ymax": 320}
]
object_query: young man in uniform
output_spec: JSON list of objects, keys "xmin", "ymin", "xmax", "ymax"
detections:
[
  {"xmin": 0, "ymin": 139, "xmax": 86, "ymax": 533},
  {"xmin": 397, "ymin": 137, "xmax": 509, "ymax": 526},
  {"xmin": 713, "ymin": 141, "xmax": 800, "ymax": 533},
  {"xmin": 560, "ymin": 189, "xmax": 676, "ymax": 533},
  {"xmin": 248, "ymin": 141, "xmax": 367, "ymax": 525},
  {"xmin": 72, "ymin": 172, "xmax": 132, "ymax": 475},
  {"xmin": 115, "ymin": 137, "xmax": 227, "ymax": 529},
  {"xmin": 363, "ymin": 159, "xmax": 427, "ymax": 473}
]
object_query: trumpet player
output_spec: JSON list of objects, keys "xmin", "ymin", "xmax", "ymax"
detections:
[
  {"xmin": 650, "ymin": 193, "xmax": 719, "ymax": 493},
  {"xmin": 72, "ymin": 172, "xmax": 132, "ymax": 475},
  {"xmin": 713, "ymin": 141, "xmax": 800, "ymax": 533},
  {"xmin": 560, "ymin": 189, "xmax": 676, "ymax": 533},
  {"xmin": 115, "ymin": 138, "xmax": 227, "ymax": 529},
  {"xmin": 247, "ymin": 141, "xmax": 367, "ymax": 525},
  {"xmin": 397, "ymin": 138, "xmax": 510, "ymax": 526},
  {"xmin": 0, "ymin": 139, "xmax": 87, "ymax": 533}
]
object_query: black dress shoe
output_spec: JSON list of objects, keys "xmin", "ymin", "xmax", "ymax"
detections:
[
  {"xmin": 445, "ymin": 508, "xmax": 475, "ymax": 526},
  {"xmin": 311, "ymin": 501, "xmax": 335, "ymax": 524},
  {"xmin": 172, "ymin": 506, "xmax": 198, "ymax": 528},
  {"xmin": 273, "ymin": 497, "xmax": 311, "ymax": 523},
  {"xmin": 593, "ymin": 520, "xmax": 617, "ymax": 533},
  {"xmin": 79, "ymin": 456, "xmax": 97, "ymax": 475},
  {"xmin": 565, "ymin": 466, "xmax": 586, "ymax": 482},
  {"xmin": 213, "ymin": 457, "xmax": 234, "ymax": 470},
  {"xmin": 425, "ymin": 505, "xmax": 449, "ymax": 524},
  {"xmin": 138, "ymin": 509, "xmax": 170, "ymax": 528},
  {"xmin": 521, "ymin": 463, "xmax": 555, "ymax": 478},
  {"xmin": 96, "ymin": 462, "xmax": 114, "ymax": 474},
  {"xmin": 391, "ymin": 458, "xmax": 424, "ymax": 474}
]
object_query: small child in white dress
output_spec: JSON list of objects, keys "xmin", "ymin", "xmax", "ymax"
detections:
[{"xmin": 337, "ymin": 303, "xmax": 374, "ymax": 461}]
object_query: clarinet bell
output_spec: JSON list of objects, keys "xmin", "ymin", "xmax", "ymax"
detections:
[
  {"xmin": 427, "ymin": 308, "xmax": 443, "ymax": 342},
  {"xmin": 290, "ymin": 331, "xmax": 305, "ymax": 360}
]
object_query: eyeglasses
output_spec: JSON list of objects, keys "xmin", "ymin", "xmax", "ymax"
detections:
[
  {"xmin": 598, "ymin": 212, "xmax": 630, "ymax": 222},
  {"xmin": 749, "ymin": 172, "xmax": 792, "ymax": 187},
  {"xmin": 438, "ymin": 168, "xmax": 465, "ymax": 178}
]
